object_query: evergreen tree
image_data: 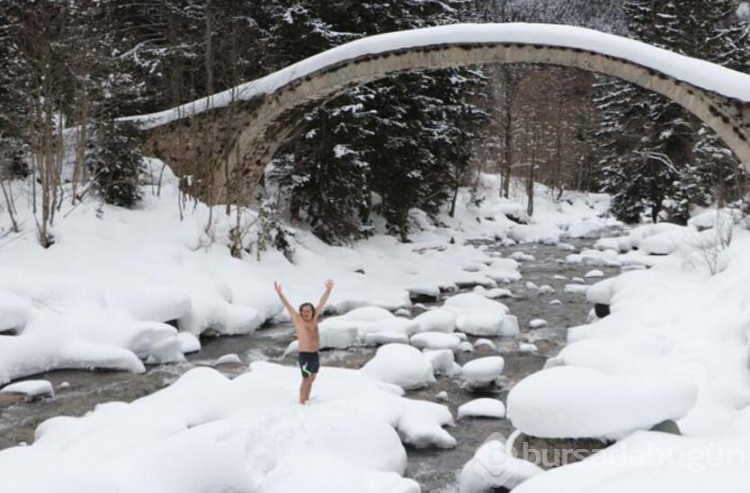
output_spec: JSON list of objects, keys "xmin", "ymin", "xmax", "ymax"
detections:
[
  {"xmin": 267, "ymin": 0, "xmax": 488, "ymax": 243},
  {"xmin": 86, "ymin": 121, "xmax": 145, "ymax": 208},
  {"xmin": 597, "ymin": 0, "xmax": 748, "ymax": 224},
  {"xmin": 0, "ymin": 3, "xmax": 28, "ymax": 179}
]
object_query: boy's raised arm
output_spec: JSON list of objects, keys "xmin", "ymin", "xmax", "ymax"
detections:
[
  {"xmin": 274, "ymin": 281, "xmax": 298, "ymax": 318},
  {"xmin": 315, "ymin": 279, "xmax": 335, "ymax": 318}
]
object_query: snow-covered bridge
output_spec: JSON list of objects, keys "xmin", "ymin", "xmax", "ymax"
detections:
[{"xmin": 134, "ymin": 23, "xmax": 750, "ymax": 205}]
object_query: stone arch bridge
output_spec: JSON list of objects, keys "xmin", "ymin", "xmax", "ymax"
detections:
[{"xmin": 135, "ymin": 23, "xmax": 750, "ymax": 205}]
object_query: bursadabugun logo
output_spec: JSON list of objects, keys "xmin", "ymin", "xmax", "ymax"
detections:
[{"xmin": 473, "ymin": 431, "xmax": 520, "ymax": 488}]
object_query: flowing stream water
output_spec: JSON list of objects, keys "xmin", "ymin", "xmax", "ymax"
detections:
[{"xmin": 0, "ymin": 238, "xmax": 620, "ymax": 492}]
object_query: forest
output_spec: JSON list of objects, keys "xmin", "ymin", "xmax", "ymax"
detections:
[{"xmin": 0, "ymin": 0, "xmax": 748, "ymax": 245}]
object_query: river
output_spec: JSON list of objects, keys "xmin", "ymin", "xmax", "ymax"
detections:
[{"xmin": 0, "ymin": 237, "xmax": 619, "ymax": 492}]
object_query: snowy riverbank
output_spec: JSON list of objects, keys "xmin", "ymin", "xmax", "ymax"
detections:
[
  {"xmin": 0, "ymin": 163, "xmax": 613, "ymax": 384},
  {"xmin": 3, "ymin": 159, "xmax": 750, "ymax": 492},
  {"xmin": 461, "ymin": 211, "xmax": 750, "ymax": 492}
]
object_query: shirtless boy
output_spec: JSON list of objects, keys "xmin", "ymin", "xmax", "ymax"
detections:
[{"xmin": 273, "ymin": 279, "xmax": 334, "ymax": 404}]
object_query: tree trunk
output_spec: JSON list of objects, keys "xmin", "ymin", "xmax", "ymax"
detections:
[
  {"xmin": 449, "ymin": 180, "xmax": 459, "ymax": 218},
  {"xmin": 204, "ymin": 0, "xmax": 214, "ymax": 96},
  {"xmin": 527, "ymin": 123, "xmax": 538, "ymax": 217},
  {"xmin": 501, "ymin": 67, "xmax": 513, "ymax": 199}
]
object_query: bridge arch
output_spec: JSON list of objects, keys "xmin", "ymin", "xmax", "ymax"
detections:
[{"xmin": 140, "ymin": 23, "xmax": 750, "ymax": 204}]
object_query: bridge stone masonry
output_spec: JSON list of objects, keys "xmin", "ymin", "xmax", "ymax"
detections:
[{"xmin": 138, "ymin": 23, "xmax": 750, "ymax": 206}]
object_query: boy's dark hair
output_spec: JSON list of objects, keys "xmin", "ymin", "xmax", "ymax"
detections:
[{"xmin": 299, "ymin": 302, "xmax": 316, "ymax": 316}]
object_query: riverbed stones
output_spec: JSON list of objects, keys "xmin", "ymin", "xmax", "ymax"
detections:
[
  {"xmin": 458, "ymin": 398, "xmax": 506, "ymax": 419},
  {"xmin": 410, "ymin": 332, "xmax": 462, "ymax": 350},
  {"xmin": 538, "ymin": 285, "xmax": 555, "ymax": 295},
  {"xmin": 214, "ymin": 353, "xmax": 242, "ymax": 366},
  {"xmin": 594, "ymin": 303, "xmax": 611, "ymax": 318},
  {"xmin": 457, "ymin": 341, "xmax": 474, "ymax": 353},
  {"xmin": 506, "ymin": 366, "xmax": 697, "ymax": 440},
  {"xmin": 564, "ymin": 284, "xmax": 589, "ymax": 294},
  {"xmin": 443, "ymin": 293, "xmax": 513, "ymax": 337},
  {"xmin": 462, "ymin": 356, "xmax": 505, "ymax": 390},
  {"xmin": 413, "ymin": 309, "xmax": 458, "ymax": 333},
  {"xmin": 424, "ymin": 349, "xmax": 457, "ymax": 376},
  {"xmin": 650, "ymin": 419, "xmax": 681, "ymax": 435},
  {"xmin": 519, "ymin": 343, "xmax": 538, "ymax": 353},
  {"xmin": 528, "ymin": 319, "xmax": 548, "ymax": 329},
  {"xmin": 361, "ymin": 343, "xmax": 435, "ymax": 390},
  {"xmin": 473, "ymin": 338, "xmax": 497, "ymax": 351},
  {"xmin": 363, "ymin": 332, "xmax": 409, "ymax": 346},
  {"xmin": 1, "ymin": 380, "xmax": 55, "ymax": 400}
]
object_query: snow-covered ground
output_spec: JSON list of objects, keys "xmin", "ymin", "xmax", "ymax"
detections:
[
  {"xmin": 0, "ymin": 161, "xmax": 617, "ymax": 491},
  {"xmin": 502, "ymin": 214, "xmax": 750, "ymax": 492},
  {"xmin": 4, "ymin": 156, "xmax": 750, "ymax": 492},
  {"xmin": 0, "ymin": 363, "xmax": 455, "ymax": 493},
  {"xmin": 0, "ymin": 166, "xmax": 611, "ymax": 384}
]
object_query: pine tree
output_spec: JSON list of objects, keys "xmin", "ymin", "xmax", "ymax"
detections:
[
  {"xmin": 597, "ymin": 0, "xmax": 748, "ymax": 224},
  {"xmin": 0, "ymin": 3, "xmax": 28, "ymax": 180},
  {"xmin": 86, "ymin": 121, "xmax": 145, "ymax": 208},
  {"xmin": 266, "ymin": 0, "xmax": 488, "ymax": 243}
]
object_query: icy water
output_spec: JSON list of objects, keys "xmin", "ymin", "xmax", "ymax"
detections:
[{"xmin": 0, "ymin": 238, "xmax": 620, "ymax": 492}]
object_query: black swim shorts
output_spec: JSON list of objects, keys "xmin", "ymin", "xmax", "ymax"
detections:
[{"xmin": 298, "ymin": 351, "xmax": 320, "ymax": 378}]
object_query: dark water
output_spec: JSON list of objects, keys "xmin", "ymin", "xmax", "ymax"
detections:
[{"xmin": 0, "ymin": 238, "xmax": 620, "ymax": 492}]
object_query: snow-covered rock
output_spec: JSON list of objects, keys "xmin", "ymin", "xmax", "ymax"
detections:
[
  {"xmin": 144, "ymin": 335, "xmax": 186, "ymax": 364},
  {"xmin": 424, "ymin": 349, "xmax": 457, "ymax": 376},
  {"xmin": 584, "ymin": 269, "xmax": 604, "ymax": 278},
  {"xmin": 412, "ymin": 309, "xmax": 457, "ymax": 333},
  {"xmin": 538, "ymin": 285, "xmax": 555, "ymax": 295},
  {"xmin": 177, "ymin": 333, "xmax": 201, "ymax": 354},
  {"xmin": 214, "ymin": 354, "xmax": 242, "ymax": 366},
  {"xmin": 0, "ymin": 363, "xmax": 459, "ymax": 492},
  {"xmin": 361, "ymin": 344, "xmax": 436, "ymax": 390},
  {"xmin": 362, "ymin": 332, "xmax": 410, "ymax": 346},
  {"xmin": 473, "ymin": 338, "xmax": 497, "ymax": 351},
  {"xmin": 410, "ymin": 332, "xmax": 462, "ymax": 350},
  {"xmin": 499, "ymin": 314, "xmax": 520, "ymax": 337},
  {"xmin": 507, "ymin": 366, "xmax": 697, "ymax": 440},
  {"xmin": 566, "ymin": 249, "xmax": 621, "ymax": 267},
  {"xmin": 462, "ymin": 356, "xmax": 505, "ymax": 388},
  {"xmin": 125, "ymin": 321, "xmax": 180, "ymax": 360},
  {"xmin": 528, "ymin": 319, "xmax": 548, "ymax": 329},
  {"xmin": 508, "ymin": 225, "xmax": 561, "ymax": 245},
  {"xmin": 473, "ymin": 286, "xmax": 513, "ymax": 299},
  {"xmin": 519, "ymin": 343, "xmax": 538, "ymax": 353},
  {"xmin": 458, "ymin": 398, "xmax": 506, "ymax": 419},
  {"xmin": 1, "ymin": 380, "xmax": 54, "ymax": 399},
  {"xmin": 317, "ymin": 321, "xmax": 361, "ymax": 349},
  {"xmin": 457, "ymin": 341, "xmax": 474, "ymax": 353},
  {"xmin": 510, "ymin": 252, "xmax": 535, "ymax": 262},
  {"xmin": 443, "ymin": 294, "xmax": 512, "ymax": 337},
  {"xmin": 564, "ymin": 284, "xmax": 589, "ymax": 295},
  {"xmin": 459, "ymin": 440, "xmax": 543, "ymax": 492}
]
